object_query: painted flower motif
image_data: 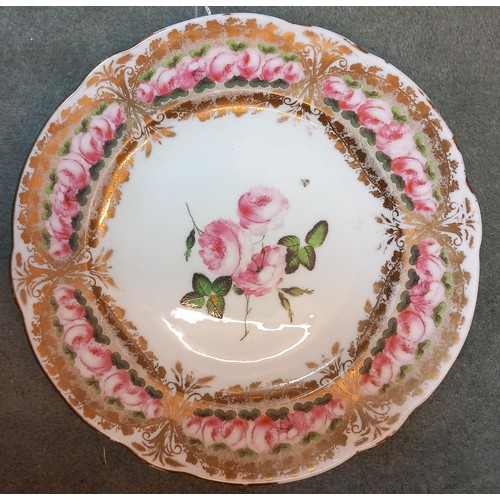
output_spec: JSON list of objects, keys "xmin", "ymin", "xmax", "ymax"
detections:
[
  {"xmin": 236, "ymin": 48, "xmax": 264, "ymax": 80},
  {"xmin": 207, "ymin": 48, "xmax": 239, "ymax": 83},
  {"xmin": 176, "ymin": 56, "xmax": 207, "ymax": 90},
  {"xmin": 416, "ymin": 253, "xmax": 445, "ymax": 281},
  {"xmin": 50, "ymin": 183, "xmax": 79, "ymax": 219},
  {"xmin": 136, "ymin": 82, "xmax": 155, "ymax": 104},
  {"xmin": 413, "ymin": 197, "xmax": 439, "ymax": 215},
  {"xmin": 418, "ymin": 239, "xmax": 441, "ymax": 258},
  {"xmin": 391, "ymin": 155, "xmax": 427, "ymax": 182},
  {"xmin": 357, "ymin": 99, "xmax": 393, "ymax": 132},
  {"xmin": 361, "ymin": 352, "xmax": 394, "ymax": 394},
  {"xmin": 375, "ymin": 122, "xmax": 415, "ymax": 158},
  {"xmin": 46, "ymin": 213, "xmax": 73, "ymax": 241},
  {"xmin": 397, "ymin": 307, "xmax": 435, "ymax": 343},
  {"xmin": 307, "ymin": 405, "xmax": 332, "ymax": 434},
  {"xmin": 49, "ymin": 239, "xmax": 72, "ymax": 260},
  {"xmin": 321, "ymin": 77, "xmax": 364, "ymax": 111},
  {"xmin": 383, "ymin": 335, "xmax": 417, "ymax": 366},
  {"xmin": 74, "ymin": 340, "xmax": 113, "ymax": 378},
  {"xmin": 198, "ymin": 219, "xmax": 250, "ymax": 276},
  {"xmin": 237, "ymin": 186, "xmax": 289, "ymax": 236},
  {"xmin": 283, "ymin": 61, "xmax": 304, "ymax": 84},
  {"xmin": 278, "ymin": 410, "xmax": 310, "ymax": 444},
  {"xmin": 100, "ymin": 369, "xmax": 131, "ymax": 398},
  {"xmin": 89, "ymin": 115, "xmax": 116, "ymax": 143},
  {"xmin": 326, "ymin": 398, "xmax": 345, "ymax": 420},
  {"xmin": 151, "ymin": 67, "xmax": 178, "ymax": 96},
  {"xmin": 71, "ymin": 132, "xmax": 104, "ymax": 166},
  {"xmin": 62, "ymin": 319, "xmax": 94, "ymax": 348},
  {"xmin": 183, "ymin": 415, "xmax": 204, "ymax": 441},
  {"xmin": 247, "ymin": 415, "xmax": 279, "ymax": 453},
  {"xmin": 403, "ymin": 177, "xmax": 434, "ymax": 201},
  {"xmin": 219, "ymin": 418, "xmax": 249, "ymax": 450},
  {"xmin": 200, "ymin": 416, "xmax": 223, "ymax": 446},
  {"xmin": 410, "ymin": 280, "xmax": 446, "ymax": 313},
  {"xmin": 102, "ymin": 103, "xmax": 126, "ymax": 128},
  {"xmin": 260, "ymin": 54, "xmax": 286, "ymax": 82},
  {"xmin": 56, "ymin": 153, "xmax": 91, "ymax": 190},
  {"xmin": 232, "ymin": 245, "xmax": 287, "ymax": 297},
  {"xmin": 56, "ymin": 298, "xmax": 85, "ymax": 325},
  {"xmin": 54, "ymin": 286, "xmax": 77, "ymax": 306},
  {"xmin": 143, "ymin": 398, "xmax": 163, "ymax": 419},
  {"xmin": 120, "ymin": 384, "xmax": 149, "ymax": 411}
]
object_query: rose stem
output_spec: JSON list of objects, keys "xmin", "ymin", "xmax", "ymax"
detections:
[
  {"xmin": 240, "ymin": 295, "xmax": 252, "ymax": 341},
  {"xmin": 185, "ymin": 202, "xmax": 203, "ymax": 235}
]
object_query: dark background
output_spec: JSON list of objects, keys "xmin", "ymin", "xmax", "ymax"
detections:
[{"xmin": 1, "ymin": 6, "xmax": 499, "ymax": 494}]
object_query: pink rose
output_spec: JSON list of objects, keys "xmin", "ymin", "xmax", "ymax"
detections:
[
  {"xmin": 260, "ymin": 54, "xmax": 285, "ymax": 82},
  {"xmin": 183, "ymin": 415, "xmax": 203, "ymax": 441},
  {"xmin": 232, "ymin": 245, "xmax": 286, "ymax": 297},
  {"xmin": 416, "ymin": 254, "xmax": 445, "ymax": 281},
  {"xmin": 414, "ymin": 197, "xmax": 438, "ymax": 215},
  {"xmin": 136, "ymin": 82, "xmax": 155, "ymax": 104},
  {"xmin": 403, "ymin": 177, "xmax": 434, "ymax": 201},
  {"xmin": 278, "ymin": 410, "xmax": 310, "ymax": 444},
  {"xmin": 207, "ymin": 48, "xmax": 239, "ymax": 83},
  {"xmin": 50, "ymin": 183, "xmax": 79, "ymax": 219},
  {"xmin": 219, "ymin": 418, "xmax": 249, "ymax": 450},
  {"xmin": 391, "ymin": 155, "xmax": 426, "ymax": 182},
  {"xmin": 307, "ymin": 405, "xmax": 331, "ymax": 435},
  {"xmin": 410, "ymin": 280, "xmax": 446, "ymax": 313},
  {"xmin": 102, "ymin": 103, "xmax": 125, "ymax": 128},
  {"xmin": 143, "ymin": 398, "xmax": 163, "ymax": 419},
  {"xmin": 325, "ymin": 398, "xmax": 345, "ymax": 419},
  {"xmin": 120, "ymin": 384, "xmax": 149, "ymax": 411},
  {"xmin": 46, "ymin": 213, "xmax": 73, "ymax": 241},
  {"xmin": 54, "ymin": 286, "xmax": 76, "ymax": 305},
  {"xmin": 236, "ymin": 48, "xmax": 263, "ymax": 80},
  {"xmin": 56, "ymin": 153, "xmax": 91, "ymax": 190},
  {"xmin": 376, "ymin": 122, "xmax": 415, "ymax": 158},
  {"xmin": 283, "ymin": 61, "xmax": 304, "ymax": 84},
  {"xmin": 62, "ymin": 319, "xmax": 93, "ymax": 347},
  {"xmin": 100, "ymin": 369, "xmax": 131, "ymax": 398},
  {"xmin": 89, "ymin": 115, "xmax": 116, "ymax": 142},
  {"xmin": 383, "ymin": 335, "xmax": 416, "ymax": 366},
  {"xmin": 56, "ymin": 296, "xmax": 85, "ymax": 324},
  {"xmin": 397, "ymin": 307, "xmax": 435, "ymax": 343},
  {"xmin": 418, "ymin": 239, "xmax": 441, "ymax": 258},
  {"xmin": 198, "ymin": 219, "xmax": 250, "ymax": 276},
  {"xmin": 237, "ymin": 186, "xmax": 289, "ymax": 236},
  {"xmin": 361, "ymin": 353, "xmax": 394, "ymax": 394},
  {"xmin": 200, "ymin": 416, "xmax": 222, "ymax": 446},
  {"xmin": 247, "ymin": 415, "xmax": 279, "ymax": 452},
  {"xmin": 357, "ymin": 99, "xmax": 393, "ymax": 132},
  {"xmin": 49, "ymin": 239, "xmax": 72, "ymax": 260},
  {"xmin": 151, "ymin": 67, "xmax": 178, "ymax": 96},
  {"xmin": 71, "ymin": 132, "xmax": 104, "ymax": 166},
  {"xmin": 321, "ymin": 76, "xmax": 364, "ymax": 111},
  {"xmin": 176, "ymin": 56, "xmax": 207, "ymax": 90},
  {"xmin": 74, "ymin": 340, "xmax": 112, "ymax": 378}
]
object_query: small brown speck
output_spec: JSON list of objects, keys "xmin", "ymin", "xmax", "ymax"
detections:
[{"xmin": 301, "ymin": 179, "xmax": 310, "ymax": 187}]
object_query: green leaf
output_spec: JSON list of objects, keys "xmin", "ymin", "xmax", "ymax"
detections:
[
  {"xmin": 209, "ymin": 443, "xmax": 230, "ymax": 452},
  {"xmin": 434, "ymin": 301, "xmax": 447, "ymax": 316},
  {"xmin": 180, "ymin": 291, "xmax": 205, "ymax": 309},
  {"xmin": 57, "ymin": 139, "xmax": 72, "ymax": 156},
  {"xmin": 235, "ymin": 448, "xmax": 258, "ymax": 459},
  {"xmin": 258, "ymin": 43, "xmax": 278, "ymax": 54},
  {"xmin": 189, "ymin": 44, "xmax": 211, "ymax": 58},
  {"xmin": 341, "ymin": 110, "xmax": 360, "ymax": 127},
  {"xmin": 305, "ymin": 220, "xmax": 329, "ymax": 248},
  {"xmin": 327, "ymin": 418, "xmax": 343, "ymax": 433},
  {"xmin": 405, "ymin": 268, "xmax": 420, "ymax": 289},
  {"xmin": 371, "ymin": 338, "xmax": 386, "ymax": 356},
  {"xmin": 270, "ymin": 443, "xmax": 292, "ymax": 455},
  {"xmin": 92, "ymin": 102, "xmax": 109, "ymax": 116},
  {"xmin": 184, "ymin": 228, "xmax": 196, "ymax": 262},
  {"xmin": 409, "ymin": 244, "xmax": 421, "ymax": 266},
  {"xmin": 130, "ymin": 411, "xmax": 146, "ymax": 421},
  {"xmin": 362, "ymin": 87, "xmax": 382, "ymax": 99},
  {"xmin": 414, "ymin": 133, "xmax": 429, "ymax": 157},
  {"xmin": 391, "ymin": 106, "xmax": 409, "ymax": 124},
  {"xmin": 206, "ymin": 294, "xmax": 225, "ymax": 319},
  {"xmin": 431, "ymin": 301, "xmax": 447, "ymax": 326},
  {"xmin": 224, "ymin": 75, "xmax": 248, "ymax": 88},
  {"xmin": 270, "ymin": 78, "xmax": 289, "ymax": 89},
  {"xmin": 278, "ymin": 235, "xmax": 300, "ymax": 249},
  {"xmin": 440, "ymin": 248, "xmax": 449, "ymax": 267},
  {"xmin": 382, "ymin": 317, "xmax": 398, "ymax": 339},
  {"xmin": 360, "ymin": 127, "xmax": 376, "ymax": 145},
  {"xmin": 298, "ymin": 246, "xmax": 316, "ymax": 271},
  {"xmin": 212, "ymin": 276, "xmax": 232, "ymax": 297},
  {"xmin": 227, "ymin": 40, "xmax": 248, "ymax": 51},
  {"xmin": 84, "ymin": 378, "xmax": 101, "ymax": 394},
  {"xmin": 68, "ymin": 232, "xmax": 79, "ymax": 252},
  {"xmin": 285, "ymin": 251, "xmax": 300, "ymax": 274},
  {"xmin": 49, "ymin": 169, "xmax": 57, "ymax": 182},
  {"xmin": 281, "ymin": 52, "xmax": 299, "ymax": 63},
  {"xmin": 62, "ymin": 342, "xmax": 76, "ymax": 360},
  {"xmin": 432, "ymin": 188, "xmax": 442, "ymax": 202},
  {"xmin": 232, "ymin": 285, "xmax": 244, "ymax": 295},
  {"xmin": 425, "ymin": 161, "xmax": 437, "ymax": 182},
  {"xmin": 400, "ymin": 193, "xmax": 415, "ymax": 211},
  {"xmin": 343, "ymin": 75, "xmax": 361, "ymax": 88},
  {"xmin": 396, "ymin": 290, "xmax": 411, "ymax": 312},
  {"xmin": 416, "ymin": 339, "xmax": 431, "ymax": 359},
  {"xmin": 192, "ymin": 273, "xmax": 212, "ymax": 296},
  {"xmin": 278, "ymin": 291, "xmax": 293, "ymax": 323},
  {"xmin": 300, "ymin": 432, "xmax": 321, "ymax": 445},
  {"xmin": 279, "ymin": 287, "xmax": 314, "ymax": 297},
  {"xmin": 375, "ymin": 150, "xmax": 392, "ymax": 171},
  {"xmin": 138, "ymin": 68, "xmax": 156, "ymax": 82},
  {"xmin": 129, "ymin": 369, "xmax": 145, "ymax": 387},
  {"xmin": 163, "ymin": 54, "xmax": 182, "ymax": 68},
  {"xmin": 323, "ymin": 97, "xmax": 340, "ymax": 112},
  {"xmin": 390, "ymin": 173, "xmax": 405, "ymax": 191},
  {"xmin": 398, "ymin": 364, "xmax": 412, "ymax": 380}
]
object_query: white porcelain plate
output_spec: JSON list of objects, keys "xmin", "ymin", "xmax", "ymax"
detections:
[{"xmin": 11, "ymin": 13, "xmax": 481, "ymax": 484}]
